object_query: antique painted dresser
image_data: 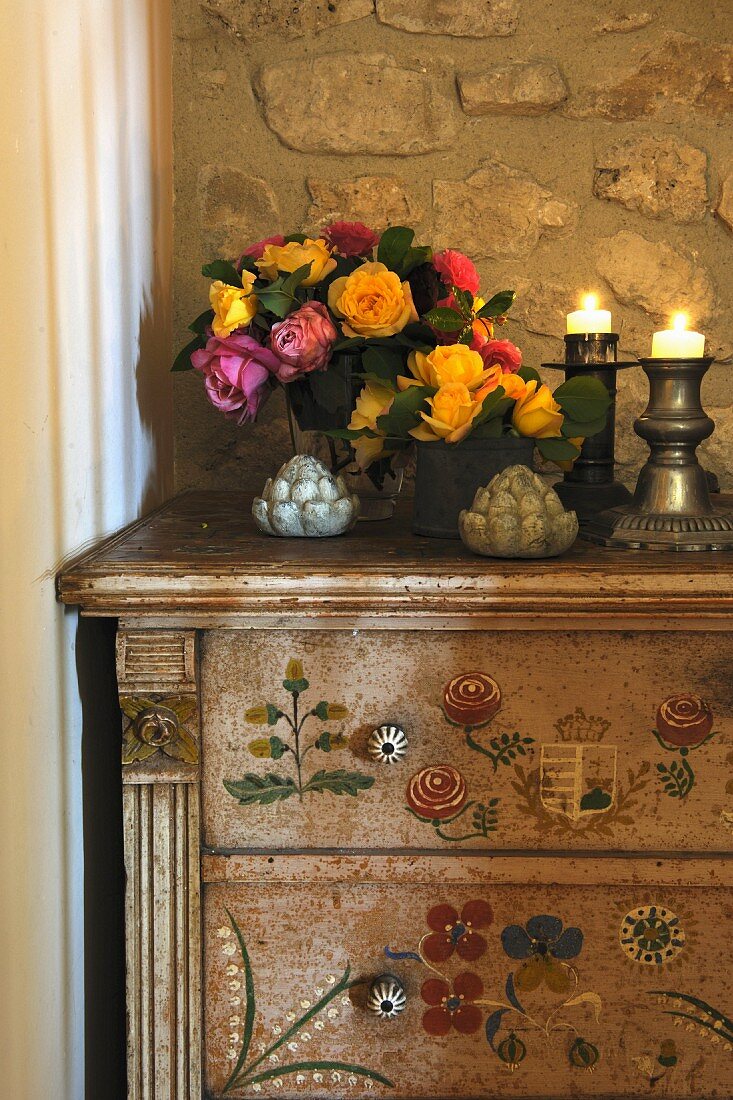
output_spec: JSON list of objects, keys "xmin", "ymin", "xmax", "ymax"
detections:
[{"xmin": 59, "ymin": 490, "xmax": 733, "ymax": 1099}]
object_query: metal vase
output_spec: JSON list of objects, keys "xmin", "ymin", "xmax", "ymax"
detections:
[{"xmin": 413, "ymin": 437, "xmax": 535, "ymax": 539}]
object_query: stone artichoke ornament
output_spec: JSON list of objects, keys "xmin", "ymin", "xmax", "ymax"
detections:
[
  {"xmin": 458, "ymin": 464, "xmax": 578, "ymax": 558},
  {"xmin": 253, "ymin": 454, "xmax": 360, "ymax": 537}
]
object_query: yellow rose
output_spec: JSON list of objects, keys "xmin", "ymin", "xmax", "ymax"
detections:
[
  {"xmin": 256, "ymin": 238, "xmax": 336, "ymax": 286},
  {"xmin": 410, "ymin": 381, "xmax": 484, "ymax": 444},
  {"xmin": 400, "ymin": 344, "xmax": 500, "ymax": 392},
  {"xmin": 348, "ymin": 379, "xmax": 395, "ymax": 470},
  {"xmin": 209, "ymin": 273, "xmax": 258, "ymax": 338},
  {"xmin": 328, "ymin": 261, "xmax": 418, "ymax": 339},
  {"xmin": 497, "ymin": 372, "xmax": 527, "ymax": 400},
  {"xmin": 512, "ymin": 379, "xmax": 564, "ymax": 439}
]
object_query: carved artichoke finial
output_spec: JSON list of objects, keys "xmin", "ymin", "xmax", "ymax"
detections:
[
  {"xmin": 459, "ymin": 464, "xmax": 578, "ymax": 558},
  {"xmin": 253, "ymin": 455, "xmax": 360, "ymax": 537}
]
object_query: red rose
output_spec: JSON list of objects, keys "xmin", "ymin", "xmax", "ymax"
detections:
[
  {"xmin": 239, "ymin": 234, "xmax": 286, "ymax": 263},
  {"xmin": 656, "ymin": 694, "xmax": 714, "ymax": 748},
  {"xmin": 406, "ymin": 766, "xmax": 468, "ymax": 820},
  {"xmin": 323, "ymin": 220, "xmax": 379, "ymax": 258},
  {"xmin": 479, "ymin": 338, "xmax": 522, "ymax": 374},
  {"xmin": 433, "ymin": 250, "xmax": 480, "ymax": 295},
  {"xmin": 443, "ymin": 673, "xmax": 501, "ymax": 727}
]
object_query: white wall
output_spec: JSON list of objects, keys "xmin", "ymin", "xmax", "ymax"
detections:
[{"xmin": 0, "ymin": 1, "xmax": 173, "ymax": 1095}]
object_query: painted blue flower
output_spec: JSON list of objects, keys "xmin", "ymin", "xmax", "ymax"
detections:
[{"xmin": 501, "ymin": 915, "xmax": 583, "ymax": 992}]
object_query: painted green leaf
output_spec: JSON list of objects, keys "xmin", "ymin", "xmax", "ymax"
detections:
[
  {"xmin": 201, "ymin": 259, "xmax": 242, "ymax": 286},
  {"xmin": 223, "ymin": 910, "xmax": 256, "ymax": 1093},
  {"xmin": 283, "ymin": 677, "xmax": 309, "ymax": 694},
  {"xmin": 313, "ymin": 700, "xmax": 329, "ymax": 720},
  {"xmin": 302, "ymin": 769, "xmax": 375, "ymax": 796},
  {"xmin": 223, "ymin": 773, "xmax": 298, "ymax": 805},
  {"xmin": 268, "ymin": 736, "xmax": 287, "ymax": 760}
]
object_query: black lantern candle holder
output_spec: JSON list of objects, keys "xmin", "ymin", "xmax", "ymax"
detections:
[{"xmin": 542, "ymin": 333, "xmax": 638, "ymax": 521}]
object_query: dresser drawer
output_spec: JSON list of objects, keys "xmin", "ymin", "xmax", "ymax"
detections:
[
  {"xmin": 202, "ymin": 856, "xmax": 733, "ymax": 1098},
  {"xmin": 201, "ymin": 630, "xmax": 733, "ymax": 852}
]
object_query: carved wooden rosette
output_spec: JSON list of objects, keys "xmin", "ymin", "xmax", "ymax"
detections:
[{"xmin": 117, "ymin": 629, "xmax": 201, "ymax": 1098}]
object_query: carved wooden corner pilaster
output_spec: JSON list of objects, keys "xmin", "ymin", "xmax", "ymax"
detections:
[{"xmin": 117, "ymin": 629, "xmax": 201, "ymax": 1098}]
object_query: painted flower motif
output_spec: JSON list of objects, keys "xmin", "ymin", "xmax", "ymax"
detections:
[
  {"xmin": 655, "ymin": 694, "xmax": 714, "ymax": 748},
  {"xmin": 406, "ymin": 765, "xmax": 468, "ymax": 821},
  {"xmin": 120, "ymin": 695, "xmax": 198, "ymax": 765},
  {"xmin": 501, "ymin": 915, "xmax": 583, "ymax": 993},
  {"xmin": 423, "ymin": 900, "xmax": 494, "ymax": 963},
  {"xmin": 421, "ymin": 972, "xmax": 484, "ymax": 1036},
  {"xmin": 619, "ymin": 904, "xmax": 686, "ymax": 966},
  {"xmin": 442, "ymin": 672, "xmax": 501, "ymax": 728}
]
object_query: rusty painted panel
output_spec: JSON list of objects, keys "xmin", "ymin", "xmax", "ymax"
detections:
[
  {"xmin": 203, "ymin": 879, "xmax": 733, "ymax": 1098},
  {"xmin": 200, "ymin": 630, "xmax": 733, "ymax": 852}
]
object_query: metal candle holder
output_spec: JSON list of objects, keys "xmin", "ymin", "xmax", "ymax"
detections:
[
  {"xmin": 542, "ymin": 333, "xmax": 637, "ymax": 521},
  {"xmin": 584, "ymin": 356, "xmax": 733, "ymax": 551}
]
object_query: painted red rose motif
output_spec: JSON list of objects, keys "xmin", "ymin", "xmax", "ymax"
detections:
[
  {"xmin": 421, "ymin": 971, "xmax": 484, "ymax": 1036},
  {"xmin": 656, "ymin": 694, "xmax": 714, "ymax": 748},
  {"xmin": 424, "ymin": 900, "xmax": 494, "ymax": 963},
  {"xmin": 443, "ymin": 672, "xmax": 501, "ymax": 728},
  {"xmin": 406, "ymin": 765, "xmax": 468, "ymax": 820}
]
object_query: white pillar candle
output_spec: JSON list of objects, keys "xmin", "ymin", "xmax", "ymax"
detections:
[
  {"xmin": 651, "ymin": 313, "xmax": 705, "ymax": 358},
  {"xmin": 566, "ymin": 293, "xmax": 613, "ymax": 335}
]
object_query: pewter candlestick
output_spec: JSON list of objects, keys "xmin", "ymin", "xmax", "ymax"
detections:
[
  {"xmin": 584, "ymin": 356, "xmax": 733, "ymax": 550},
  {"xmin": 542, "ymin": 333, "xmax": 636, "ymax": 521}
]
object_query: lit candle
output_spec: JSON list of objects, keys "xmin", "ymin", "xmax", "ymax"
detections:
[
  {"xmin": 566, "ymin": 294, "xmax": 613, "ymax": 335},
  {"xmin": 651, "ymin": 313, "xmax": 705, "ymax": 358}
]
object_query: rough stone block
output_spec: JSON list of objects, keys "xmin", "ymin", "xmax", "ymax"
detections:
[
  {"xmin": 593, "ymin": 136, "xmax": 708, "ymax": 222},
  {"xmin": 201, "ymin": 0, "xmax": 374, "ymax": 41},
  {"xmin": 307, "ymin": 176, "xmax": 422, "ymax": 231},
  {"xmin": 198, "ymin": 165, "xmax": 280, "ymax": 259},
  {"xmin": 459, "ymin": 61, "xmax": 568, "ymax": 116},
  {"xmin": 376, "ymin": 0, "xmax": 518, "ymax": 37}
]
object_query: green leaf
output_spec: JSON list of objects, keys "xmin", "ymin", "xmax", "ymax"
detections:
[
  {"xmin": 553, "ymin": 376, "xmax": 611, "ymax": 422},
  {"xmin": 268, "ymin": 736, "xmax": 287, "ymax": 760},
  {"xmin": 222, "ymin": 911, "xmax": 257, "ymax": 1093},
  {"xmin": 473, "ymin": 387, "xmax": 512, "ymax": 426},
  {"xmin": 283, "ymin": 677, "xmax": 309, "ymax": 694},
  {"xmin": 377, "ymin": 226, "xmax": 414, "ymax": 271},
  {"xmin": 284, "ymin": 232, "xmax": 307, "ymax": 244},
  {"xmin": 307, "ymin": 367, "xmax": 350, "ymax": 414},
  {"xmin": 315, "ymin": 731, "xmax": 332, "ymax": 752},
  {"xmin": 362, "ymin": 345, "xmax": 405, "ymax": 385},
  {"xmin": 188, "ymin": 308, "xmax": 214, "ymax": 336},
  {"xmin": 457, "ymin": 326, "xmax": 474, "ymax": 346},
  {"xmin": 517, "ymin": 364, "xmax": 541, "ymax": 386},
  {"xmin": 560, "ymin": 414, "xmax": 607, "ymax": 439},
  {"xmin": 423, "ymin": 307, "xmax": 464, "ymax": 332},
  {"xmin": 223, "ymin": 773, "xmax": 298, "ymax": 806},
  {"xmin": 471, "ymin": 417, "xmax": 505, "ymax": 438},
  {"xmin": 535, "ymin": 436, "xmax": 582, "ymax": 461},
  {"xmin": 376, "ymin": 384, "xmax": 429, "ymax": 438},
  {"xmin": 397, "ymin": 321, "xmax": 439, "ymax": 347},
  {"xmin": 400, "ymin": 244, "xmax": 433, "ymax": 277},
  {"xmin": 266, "ymin": 703, "xmax": 281, "ymax": 726},
  {"xmin": 202, "ymin": 259, "xmax": 242, "ymax": 286},
  {"xmin": 476, "ymin": 290, "xmax": 516, "ymax": 318},
  {"xmin": 331, "ymin": 336, "xmax": 366, "ymax": 353},
  {"xmin": 452, "ymin": 287, "xmax": 474, "ymax": 318},
  {"xmin": 256, "ymin": 263, "xmax": 312, "ymax": 318},
  {"xmin": 172, "ymin": 334, "xmax": 205, "ymax": 372},
  {"xmin": 301, "ymin": 769, "xmax": 375, "ymax": 796},
  {"xmin": 324, "ymin": 427, "xmax": 375, "ymax": 441},
  {"xmin": 313, "ymin": 700, "xmax": 330, "ymax": 721}
]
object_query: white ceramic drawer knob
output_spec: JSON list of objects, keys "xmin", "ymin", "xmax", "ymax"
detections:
[
  {"xmin": 367, "ymin": 725, "xmax": 408, "ymax": 764},
  {"xmin": 367, "ymin": 975, "xmax": 406, "ymax": 1019}
]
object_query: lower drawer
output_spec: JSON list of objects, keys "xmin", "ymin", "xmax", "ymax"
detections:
[{"xmin": 202, "ymin": 856, "xmax": 733, "ymax": 1098}]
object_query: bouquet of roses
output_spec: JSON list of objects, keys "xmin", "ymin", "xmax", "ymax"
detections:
[{"xmin": 174, "ymin": 221, "xmax": 609, "ymax": 479}]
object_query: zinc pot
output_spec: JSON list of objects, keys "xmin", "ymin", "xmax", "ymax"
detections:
[{"xmin": 413, "ymin": 436, "xmax": 535, "ymax": 538}]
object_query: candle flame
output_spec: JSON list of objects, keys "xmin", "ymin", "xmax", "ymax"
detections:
[
  {"xmin": 672, "ymin": 312, "xmax": 689, "ymax": 332},
  {"xmin": 582, "ymin": 293, "xmax": 599, "ymax": 311}
]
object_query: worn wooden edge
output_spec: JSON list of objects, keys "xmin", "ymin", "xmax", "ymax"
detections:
[{"xmin": 201, "ymin": 852, "xmax": 733, "ymax": 887}]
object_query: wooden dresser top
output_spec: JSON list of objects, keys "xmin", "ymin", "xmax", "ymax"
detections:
[{"xmin": 57, "ymin": 490, "xmax": 733, "ymax": 627}]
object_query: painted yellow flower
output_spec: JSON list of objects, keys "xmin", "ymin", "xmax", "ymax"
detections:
[
  {"xmin": 210, "ymin": 273, "xmax": 258, "ymax": 338},
  {"xmin": 328, "ymin": 261, "xmax": 417, "ymax": 339},
  {"xmin": 512, "ymin": 379, "xmax": 564, "ymax": 439},
  {"xmin": 399, "ymin": 344, "xmax": 500, "ymax": 393},
  {"xmin": 348, "ymin": 378, "xmax": 395, "ymax": 470},
  {"xmin": 256, "ymin": 238, "xmax": 336, "ymax": 286},
  {"xmin": 410, "ymin": 381, "xmax": 486, "ymax": 444}
]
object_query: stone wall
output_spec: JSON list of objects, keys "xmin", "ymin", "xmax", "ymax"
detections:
[{"xmin": 172, "ymin": 0, "xmax": 733, "ymax": 491}]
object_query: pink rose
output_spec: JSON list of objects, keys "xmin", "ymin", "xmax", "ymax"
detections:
[
  {"xmin": 433, "ymin": 250, "xmax": 480, "ymax": 295},
  {"xmin": 323, "ymin": 220, "xmax": 379, "ymax": 258},
  {"xmin": 479, "ymin": 338, "xmax": 522, "ymax": 374},
  {"xmin": 190, "ymin": 331, "xmax": 278, "ymax": 424},
  {"xmin": 269, "ymin": 302, "xmax": 338, "ymax": 383},
  {"xmin": 239, "ymin": 234, "xmax": 286, "ymax": 263}
]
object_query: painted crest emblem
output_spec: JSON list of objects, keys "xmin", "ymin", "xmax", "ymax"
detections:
[{"xmin": 539, "ymin": 708, "xmax": 616, "ymax": 822}]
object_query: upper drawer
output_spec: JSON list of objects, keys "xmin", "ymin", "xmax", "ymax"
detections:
[{"xmin": 200, "ymin": 629, "xmax": 733, "ymax": 852}]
